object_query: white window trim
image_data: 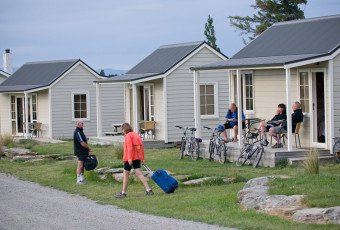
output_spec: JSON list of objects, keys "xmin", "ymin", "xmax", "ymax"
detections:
[
  {"xmin": 31, "ymin": 94, "xmax": 38, "ymax": 122},
  {"xmin": 242, "ymin": 71, "xmax": 255, "ymax": 115},
  {"xmin": 71, "ymin": 91, "xmax": 90, "ymax": 121},
  {"xmin": 200, "ymin": 82, "xmax": 219, "ymax": 119},
  {"xmin": 297, "ymin": 69, "xmax": 311, "ymax": 117}
]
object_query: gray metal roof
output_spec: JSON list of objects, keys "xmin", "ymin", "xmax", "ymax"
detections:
[
  {"xmin": 192, "ymin": 15, "xmax": 340, "ymax": 70},
  {"xmin": 96, "ymin": 41, "xmax": 223, "ymax": 83},
  {"xmin": 0, "ymin": 59, "xmax": 79, "ymax": 92}
]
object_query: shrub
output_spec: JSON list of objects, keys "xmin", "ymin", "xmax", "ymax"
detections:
[
  {"xmin": 276, "ymin": 158, "xmax": 289, "ymax": 169},
  {"xmin": 302, "ymin": 150, "xmax": 319, "ymax": 174},
  {"xmin": 0, "ymin": 133, "xmax": 14, "ymax": 147}
]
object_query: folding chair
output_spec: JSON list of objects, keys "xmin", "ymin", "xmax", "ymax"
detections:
[{"xmin": 280, "ymin": 122, "xmax": 302, "ymax": 148}]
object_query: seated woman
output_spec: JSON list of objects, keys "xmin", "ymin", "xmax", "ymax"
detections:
[{"xmin": 253, "ymin": 103, "xmax": 286, "ymax": 144}]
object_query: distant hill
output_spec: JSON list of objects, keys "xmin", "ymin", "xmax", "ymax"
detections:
[{"xmin": 96, "ymin": 68, "xmax": 127, "ymax": 76}]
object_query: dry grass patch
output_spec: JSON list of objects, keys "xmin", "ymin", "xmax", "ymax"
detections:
[{"xmin": 302, "ymin": 150, "xmax": 319, "ymax": 175}]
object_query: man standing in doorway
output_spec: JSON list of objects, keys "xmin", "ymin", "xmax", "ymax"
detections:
[{"xmin": 74, "ymin": 119, "xmax": 91, "ymax": 184}]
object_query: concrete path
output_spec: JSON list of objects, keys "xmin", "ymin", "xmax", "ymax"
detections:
[{"xmin": 0, "ymin": 173, "xmax": 235, "ymax": 230}]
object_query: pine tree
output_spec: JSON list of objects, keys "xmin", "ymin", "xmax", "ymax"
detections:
[
  {"xmin": 99, "ymin": 69, "xmax": 106, "ymax": 77},
  {"xmin": 229, "ymin": 0, "xmax": 307, "ymax": 44},
  {"xmin": 204, "ymin": 15, "xmax": 220, "ymax": 52}
]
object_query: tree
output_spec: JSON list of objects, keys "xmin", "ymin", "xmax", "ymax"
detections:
[
  {"xmin": 229, "ymin": 0, "xmax": 307, "ymax": 44},
  {"xmin": 204, "ymin": 15, "xmax": 220, "ymax": 52},
  {"xmin": 99, "ymin": 69, "xmax": 106, "ymax": 77}
]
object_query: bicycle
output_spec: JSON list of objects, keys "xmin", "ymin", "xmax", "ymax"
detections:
[
  {"xmin": 333, "ymin": 130, "xmax": 340, "ymax": 163},
  {"xmin": 236, "ymin": 128, "xmax": 267, "ymax": 168},
  {"xmin": 204, "ymin": 125, "xmax": 227, "ymax": 164},
  {"xmin": 176, "ymin": 126, "xmax": 201, "ymax": 160}
]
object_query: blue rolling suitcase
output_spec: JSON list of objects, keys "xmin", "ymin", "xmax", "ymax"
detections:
[{"xmin": 144, "ymin": 165, "xmax": 178, "ymax": 193}]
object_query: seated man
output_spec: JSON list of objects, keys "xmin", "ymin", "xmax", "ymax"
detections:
[
  {"xmin": 269, "ymin": 101, "xmax": 304, "ymax": 148},
  {"xmin": 222, "ymin": 103, "xmax": 245, "ymax": 143}
]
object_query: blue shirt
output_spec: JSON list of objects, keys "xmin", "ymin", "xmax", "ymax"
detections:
[{"xmin": 225, "ymin": 110, "xmax": 245, "ymax": 125}]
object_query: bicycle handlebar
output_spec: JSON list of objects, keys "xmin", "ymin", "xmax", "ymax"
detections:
[{"xmin": 203, "ymin": 126, "xmax": 212, "ymax": 130}]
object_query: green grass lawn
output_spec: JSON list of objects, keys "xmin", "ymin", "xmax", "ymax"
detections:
[{"xmin": 1, "ymin": 141, "xmax": 340, "ymax": 230}]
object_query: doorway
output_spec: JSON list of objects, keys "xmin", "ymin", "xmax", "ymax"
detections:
[
  {"xmin": 16, "ymin": 98, "xmax": 24, "ymax": 133},
  {"xmin": 312, "ymin": 72, "xmax": 326, "ymax": 144}
]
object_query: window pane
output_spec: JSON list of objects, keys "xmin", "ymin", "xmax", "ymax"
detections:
[
  {"xmin": 82, "ymin": 102, "xmax": 87, "ymax": 110},
  {"xmin": 206, "ymin": 105, "xmax": 214, "ymax": 115},
  {"xmin": 75, "ymin": 111, "xmax": 80, "ymax": 118},
  {"xmin": 200, "ymin": 106, "xmax": 206, "ymax": 115},
  {"xmin": 206, "ymin": 85, "xmax": 214, "ymax": 94},
  {"xmin": 81, "ymin": 111, "xmax": 87, "ymax": 118},
  {"xmin": 74, "ymin": 95, "xmax": 80, "ymax": 102},
  {"xmin": 206, "ymin": 95, "xmax": 214, "ymax": 104},
  {"xmin": 200, "ymin": 85, "xmax": 205, "ymax": 94},
  {"xmin": 200, "ymin": 95, "xmax": 205, "ymax": 105},
  {"xmin": 304, "ymin": 101, "xmax": 309, "ymax": 113},
  {"xmin": 74, "ymin": 102, "xmax": 80, "ymax": 110},
  {"xmin": 81, "ymin": 95, "xmax": 86, "ymax": 102}
]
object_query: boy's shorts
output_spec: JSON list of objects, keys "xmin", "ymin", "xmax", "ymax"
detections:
[
  {"xmin": 77, "ymin": 154, "xmax": 88, "ymax": 162},
  {"xmin": 124, "ymin": 160, "xmax": 141, "ymax": 171}
]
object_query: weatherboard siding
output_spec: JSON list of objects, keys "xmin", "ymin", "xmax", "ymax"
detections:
[
  {"xmin": 36, "ymin": 90, "xmax": 50, "ymax": 137},
  {"xmin": 51, "ymin": 64, "xmax": 98, "ymax": 139},
  {"xmin": 0, "ymin": 94, "xmax": 11, "ymax": 135},
  {"xmin": 100, "ymin": 84, "xmax": 125, "ymax": 135},
  {"xmin": 334, "ymin": 54, "xmax": 340, "ymax": 138},
  {"xmin": 153, "ymin": 78, "xmax": 164, "ymax": 140},
  {"xmin": 167, "ymin": 47, "xmax": 228, "ymax": 142}
]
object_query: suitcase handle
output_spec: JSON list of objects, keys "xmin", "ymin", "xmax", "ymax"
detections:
[{"xmin": 143, "ymin": 164, "xmax": 154, "ymax": 175}]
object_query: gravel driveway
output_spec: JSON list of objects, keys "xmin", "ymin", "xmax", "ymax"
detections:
[{"xmin": 0, "ymin": 173, "xmax": 235, "ymax": 230}]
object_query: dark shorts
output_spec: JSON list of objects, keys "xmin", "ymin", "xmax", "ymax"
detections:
[
  {"xmin": 77, "ymin": 154, "xmax": 88, "ymax": 162},
  {"xmin": 124, "ymin": 160, "xmax": 141, "ymax": 171},
  {"xmin": 224, "ymin": 122, "xmax": 246, "ymax": 129}
]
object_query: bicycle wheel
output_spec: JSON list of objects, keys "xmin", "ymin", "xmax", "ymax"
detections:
[
  {"xmin": 236, "ymin": 143, "xmax": 251, "ymax": 166},
  {"xmin": 333, "ymin": 140, "xmax": 340, "ymax": 163},
  {"xmin": 180, "ymin": 138, "xmax": 186, "ymax": 159},
  {"xmin": 217, "ymin": 143, "xmax": 227, "ymax": 164},
  {"xmin": 209, "ymin": 139, "xmax": 215, "ymax": 161},
  {"xmin": 253, "ymin": 147, "xmax": 264, "ymax": 168},
  {"xmin": 191, "ymin": 140, "xmax": 200, "ymax": 160}
]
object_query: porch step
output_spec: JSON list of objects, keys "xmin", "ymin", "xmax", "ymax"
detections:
[
  {"xmin": 288, "ymin": 155, "xmax": 336, "ymax": 166},
  {"xmin": 142, "ymin": 141, "xmax": 177, "ymax": 149},
  {"xmin": 274, "ymin": 149, "xmax": 331, "ymax": 164}
]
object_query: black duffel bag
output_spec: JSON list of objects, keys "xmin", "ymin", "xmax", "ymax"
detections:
[{"xmin": 84, "ymin": 155, "xmax": 98, "ymax": 171}]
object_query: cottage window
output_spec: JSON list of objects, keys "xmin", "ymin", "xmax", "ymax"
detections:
[
  {"xmin": 200, "ymin": 83, "xmax": 218, "ymax": 117},
  {"xmin": 244, "ymin": 73, "xmax": 254, "ymax": 111},
  {"xmin": 73, "ymin": 93, "xmax": 88, "ymax": 120},
  {"xmin": 31, "ymin": 95, "xmax": 37, "ymax": 122},
  {"xmin": 299, "ymin": 72, "xmax": 309, "ymax": 113},
  {"xmin": 11, "ymin": 96, "xmax": 16, "ymax": 134}
]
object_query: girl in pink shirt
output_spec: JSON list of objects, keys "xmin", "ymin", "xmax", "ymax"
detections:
[{"xmin": 115, "ymin": 123, "xmax": 154, "ymax": 198}]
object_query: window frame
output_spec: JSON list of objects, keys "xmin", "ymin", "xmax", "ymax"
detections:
[
  {"xmin": 298, "ymin": 69, "xmax": 311, "ymax": 115},
  {"xmin": 31, "ymin": 94, "xmax": 38, "ymax": 122},
  {"xmin": 242, "ymin": 71, "xmax": 255, "ymax": 114},
  {"xmin": 200, "ymin": 82, "xmax": 219, "ymax": 119},
  {"xmin": 71, "ymin": 91, "xmax": 90, "ymax": 121}
]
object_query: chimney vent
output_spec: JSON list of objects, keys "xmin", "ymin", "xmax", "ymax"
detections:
[{"xmin": 3, "ymin": 49, "xmax": 13, "ymax": 74}]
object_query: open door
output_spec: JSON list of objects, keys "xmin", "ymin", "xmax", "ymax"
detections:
[{"xmin": 312, "ymin": 71, "xmax": 326, "ymax": 147}]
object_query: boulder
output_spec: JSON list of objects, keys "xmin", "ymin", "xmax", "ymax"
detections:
[
  {"xmin": 292, "ymin": 207, "xmax": 340, "ymax": 225},
  {"xmin": 173, "ymin": 175, "xmax": 191, "ymax": 180},
  {"xmin": 94, "ymin": 167, "xmax": 111, "ymax": 174},
  {"xmin": 40, "ymin": 154, "xmax": 63, "ymax": 159},
  {"xmin": 106, "ymin": 168, "xmax": 124, "ymax": 174},
  {"xmin": 12, "ymin": 155, "xmax": 36, "ymax": 161},
  {"xmin": 183, "ymin": 177, "xmax": 218, "ymax": 185},
  {"xmin": 57, "ymin": 156, "xmax": 77, "ymax": 160},
  {"xmin": 98, "ymin": 174, "xmax": 107, "ymax": 180},
  {"xmin": 112, "ymin": 173, "xmax": 124, "ymax": 182}
]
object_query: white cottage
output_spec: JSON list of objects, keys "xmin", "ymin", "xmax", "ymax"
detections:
[
  {"xmin": 95, "ymin": 41, "xmax": 228, "ymax": 143},
  {"xmin": 192, "ymin": 15, "xmax": 340, "ymax": 151},
  {"xmin": 0, "ymin": 59, "xmax": 124, "ymax": 138}
]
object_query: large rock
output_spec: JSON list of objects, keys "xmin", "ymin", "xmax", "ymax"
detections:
[
  {"xmin": 12, "ymin": 155, "xmax": 37, "ymax": 161},
  {"xmin": 112, "ymin": 173, "xmax": 124, "ymax": 182},
  {"xmin": 173, "ymin": 175, "xmax": 191, "ymax": 180},
  {"xmin": 292, "ymin": 207, "xmax": 340, "ymax": 225},
  {"xmin": 183, "ymin": 177, "xmax": 218, "ymax": 185},
  {"xmin": 94, "ymin": 167, "xmax": 110, "ymax": 174},
  {"xmin": 106, "ymin": 168, "xmax": 124, "ymax": 174},
  {"xmin": 98, "ymin": 174, "xmax": 107, "ymax": 180},
  {"xmin": 40, "ymin": 154, "xmax": 63, "ymax": 159},
  {"xmin": 57, "ymin": 156, "xmax": 77, "ymax": 160}
]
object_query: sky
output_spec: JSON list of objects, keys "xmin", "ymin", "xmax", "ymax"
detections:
[{"xmin": 1, "ymin": 0, "xmax": 339, "ymax": 71}]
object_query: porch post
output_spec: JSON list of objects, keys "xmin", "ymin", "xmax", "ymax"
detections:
[
  {"xmin": 96, "ymin": 83, "xmax": 102, "ymax": 137},
  {"xmin": 329, "ymin": 60, "xmax": 334, "ymax": 148},
  {"xmin": 285, "ymin": 68, "xmax": 293, "ymax": 151},
  {"xmin": 24, "ymin": 92, "xmax": 29, "ymax": 139},
  {"xmin": 132, "ymin": 83, "xmax": 138, "ymax": 132},
  {"xmin": 236, "ymin": 69, "xmax": 242, "ymax": 146},
  {"xmin": 193, "ymin": 70, "xmax": 201, "ymax": 138}
]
